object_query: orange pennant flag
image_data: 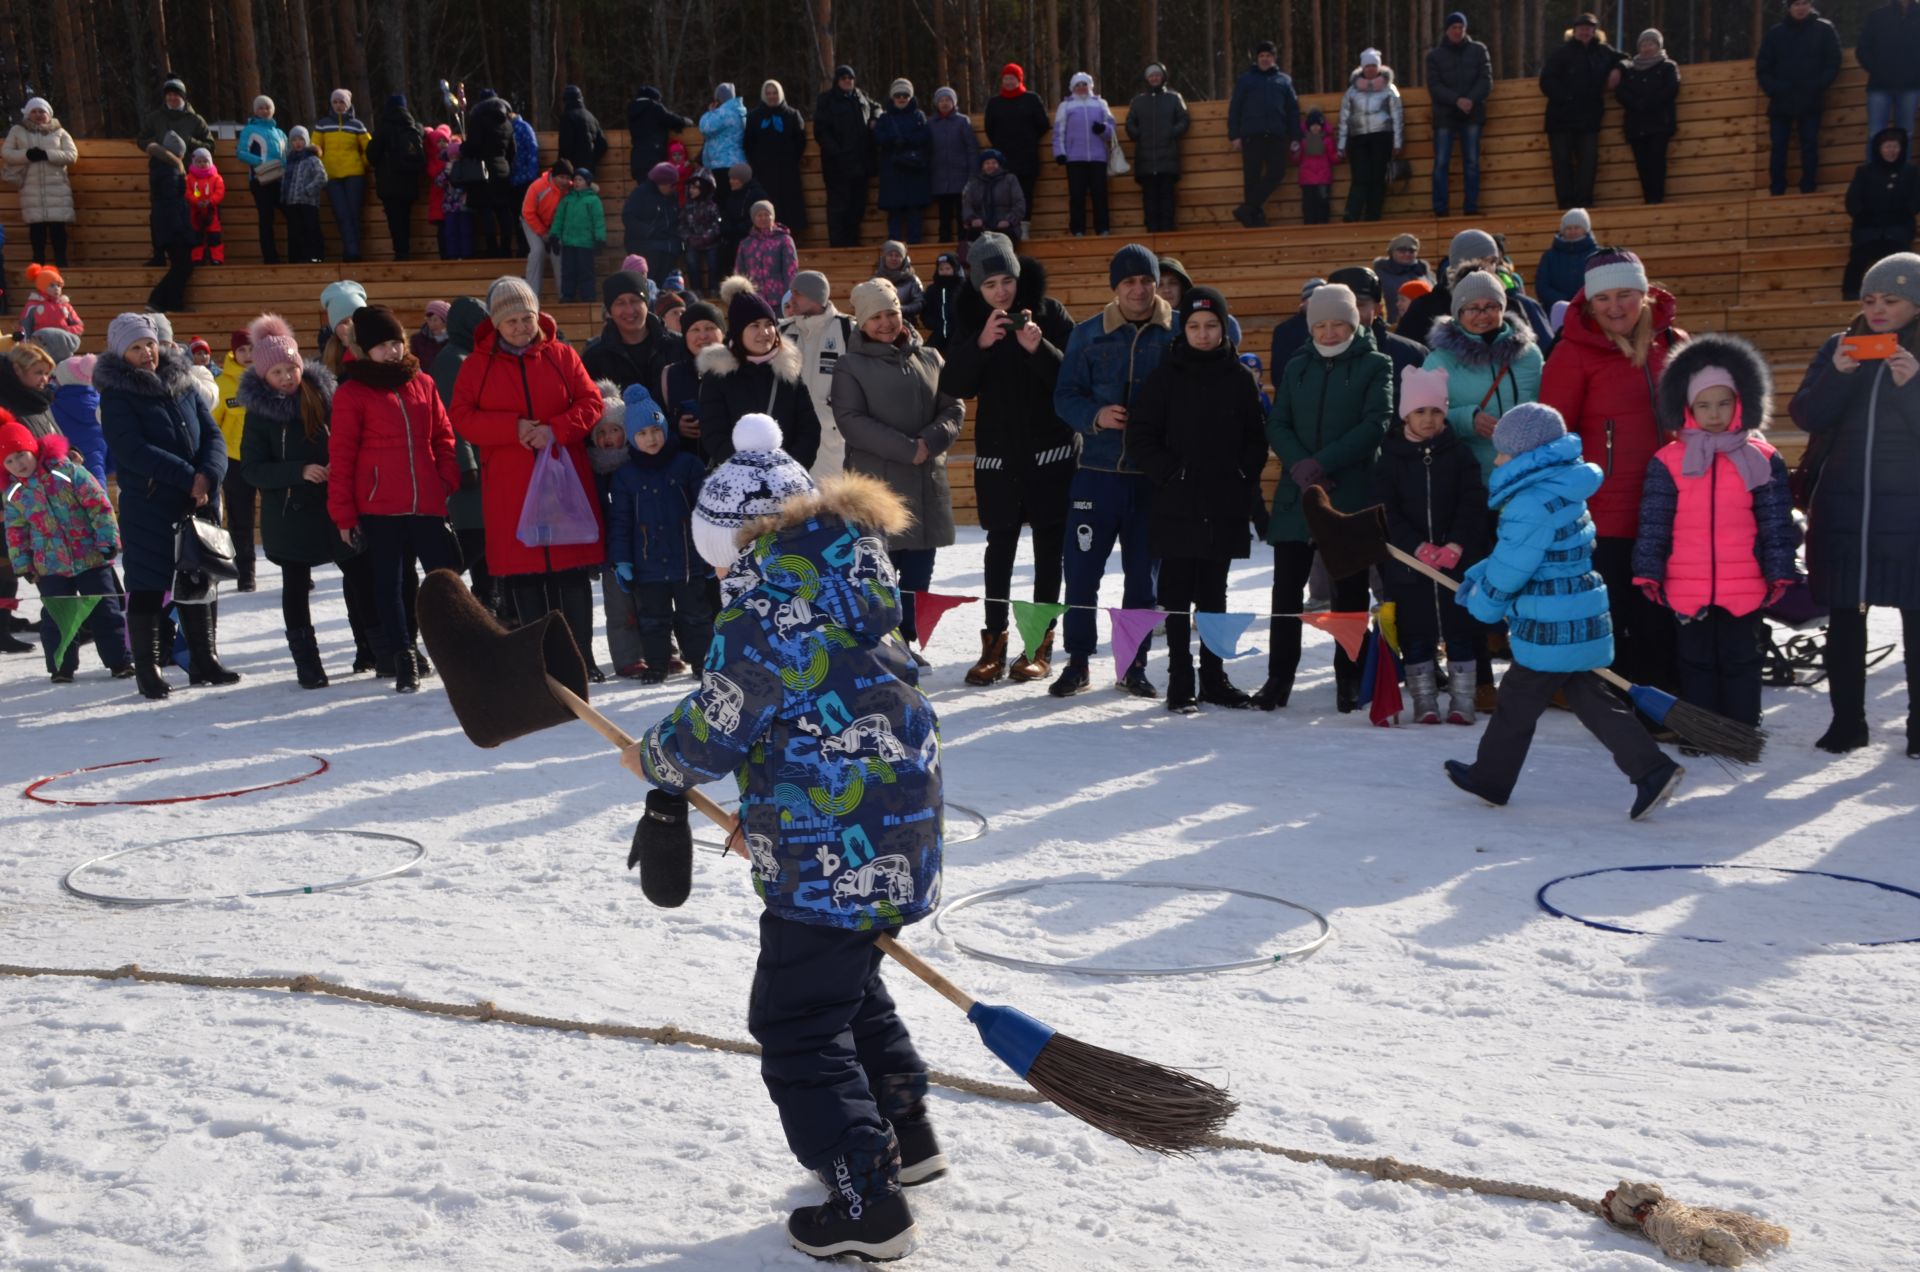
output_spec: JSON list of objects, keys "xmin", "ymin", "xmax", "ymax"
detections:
[{"xmin": 1301, "ymin": 611, "xmax": 1371, "ymax": 663}]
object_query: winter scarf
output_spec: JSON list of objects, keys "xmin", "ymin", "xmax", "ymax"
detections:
[{"xmin": 1679, "ymin": 405, "xmax": 1771, "ymax": 491}]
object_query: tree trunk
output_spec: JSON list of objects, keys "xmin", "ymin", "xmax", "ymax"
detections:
[
  {"xmin": 286, "ymin": 0, "xmax": 316, "ymax": 126},
  {"xmin": 527, "ymin": 0, "xmax": 544, "ymax": 126},
  {"xmin": 1044, "ymin": 0, "xmax": 1058, "ymax": 104},
  {"xmin": 1205, "ymin": 0, "xmax": 1217, "ymax": 99},
  {"xmin": 48, "ymin": 0, "xmax": 94, "ymax": 134},
  {"xmin": 1083, "ymin": 0, "xmax": 1099, "ymax": 90},
  {"xmin": 1220, "ymin": 0, "xmax": 1232, "ymax": 99},
  {"xmin": 1751, "ymin": 0, "xmax": 1765, "ymax": 55},
  {"xmin": 813, "ymin": 0, "xmax": 835, "ymax": 93},
  {"xmin": 932, "ymin": 0, "xmax": 950, "ymax": 99},
  {"xmin": 230, "ymin": 0, "xmax": 262, "ymax": 112},
  {"xmin": 1142, "ymin": 0, "xmax": 1158, "ymax": 68},
  {"xmin": 150, "ymin": 0, "xmax": 171, "ymax": 81},
  {"xmin": 1310, "ymin": 0, "xmax": 1323, "ymax": 95}
]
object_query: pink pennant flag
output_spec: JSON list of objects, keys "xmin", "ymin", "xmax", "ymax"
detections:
[
  {"xmin": 911, "ymin": 591, "xmax": 977, "ymax": 648},
  {"xmin": 1302, "ymin": 611, "xmax": 1371, "ymax": 663},
  {"xmin": 1107, "ymin": 608, "xmax": 1161, "ymax": 682}
]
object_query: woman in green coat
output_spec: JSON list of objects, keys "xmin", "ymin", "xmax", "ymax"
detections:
[{"xmin": 1257, "ymin": 282, "xmax": 1393, "ymax": 712}]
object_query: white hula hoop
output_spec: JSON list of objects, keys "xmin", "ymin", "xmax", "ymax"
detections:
[
  {"xmin": 63, "ymin": 829, "xmax": 428, "ymax": 907},
  {"xmin": 692, "ymin": 800, "xmax": 988, "ymax": 848},
  {"xmin": 933, "ymin": 879, "xmax": 1333, "ymax": 977}
]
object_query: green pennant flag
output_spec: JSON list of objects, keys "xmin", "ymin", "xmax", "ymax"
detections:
[
  {"xmin": 1010, "ymin": 600, "xmax": 1068, "ymax": 663},
  {"xmin": 41, "ymin": 595, "xmax": 104, "ymax": 667}
]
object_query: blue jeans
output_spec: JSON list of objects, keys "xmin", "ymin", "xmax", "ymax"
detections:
[
  {"xmin": 1867, "ymin": 90, "xmax": 1920, "ymax": 158},
  {"xmin": 38, "ymin": 565, "xmax": 129, "ymax": 674},
  {"xmin": 1769, "ymin": 112, "xmax": 1823, "ymax": 194},
  {"xmin": 1432, "ymin": 123, "xmax": 1481, "ymax": 215},
  {"xmin": 886, "ymin": 206, "xmax": 924, "ymax": 245},
  {"xmin": 891, "ymin": 547, "xmax": 936, "ymax": 640},
  {"xmin": 1061, "ymin": 467, "xmax": 1155, "ymax": 663},
  {"xmin": 326, "ymin": 174, "xmax": 366, "ymax": 258}
]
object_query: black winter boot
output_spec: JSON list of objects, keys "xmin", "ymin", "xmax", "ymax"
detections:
[
  {"xmin": 181, "ymin": 603, "xmax": 242, "ymax": 686},
  {"xmin": 1249, "ymin": 675, "xmax": 1292, "ymax": 711},
  {"xmin": 286, "ymin": 626, "xmax": 329, "ymax": 689},
  {"xmin": 1818, "ymin": 612, "xmax": 1870, "ymax": 752},
  {"xmin": 788, "ymin": 1132, "xmax": 916, "ymax": 1262},
  {"xmin": 1197, "ymin": 653, "xmax": 1251, "ymax": 708},
  {"xmin": 130, "ymin": 610, "xmax": 174, "ymax": 700},
  {"xmin": 393, "ymin": 647, "xmax": 420, "ymax": 694},
  {"xmin": 877, "ymin": 1073, "xmax": 947, "ymax": 1187},
  {"xmin": 1048, "ymin": 656, "xmax": 1093, "ymax": 697},
  {"xmin": 1334, "ymin": 664, "xmax": 1360, "ymax": 714},
  {"xmin": 1165, "ymin": 648, "xmax": 1197, "ymax": 714}
]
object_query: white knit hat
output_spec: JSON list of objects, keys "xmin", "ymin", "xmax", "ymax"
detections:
[{"xmin": 691, "ymin": 415, "xmax": 818, "ymax": 568}]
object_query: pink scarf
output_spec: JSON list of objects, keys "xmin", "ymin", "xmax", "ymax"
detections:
[{"xmin": 1680, "ymin": 401, "xmax": 1769, "ymax": 491}]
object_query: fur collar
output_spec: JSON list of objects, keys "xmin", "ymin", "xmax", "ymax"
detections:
[
  {"xmin": 1655, "ymin": 332, "xmax": 1773, "ymax": 435},
  {"xmin": 0, "ymin": 359, "xmax": 54, "ymax": 415},
  {"xmin": 740, "ymin": 472, "xmax": 912, "ymax": 541},
  {"xmin": 340, "ymin": 356, "xmax": 422, "ymax": 391},
  {"xmin": 1100, "ymin": 294, "xmax": 1173, "ymax": 334},
  {"xmin": 92, "ymin": 347, "xmax": 198, "ymax": 399},
  {"xmin": 236, "ymin": 361, "xmax": 335, "ymax": 420},
  {"xmin": 1426, "ymin": 315, "xmax": 1536, "ymax": 366},
  {"xmin": 696, "ymin": 339, "xmax": 802, "ymax": 383}
]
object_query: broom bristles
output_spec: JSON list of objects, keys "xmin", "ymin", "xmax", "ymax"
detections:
[
  {"xmin": 1024, "ymin": 1031, "xmax": 1238, "ymax": 1154},
  {"xmin": 1663, "ymin": 700, "xmax": 1768, "ymax": 766}
]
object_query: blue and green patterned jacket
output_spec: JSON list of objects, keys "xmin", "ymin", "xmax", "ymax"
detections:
[{"xmin": 638, "ymin": 474, "xmax": 943, "ymax": 930}]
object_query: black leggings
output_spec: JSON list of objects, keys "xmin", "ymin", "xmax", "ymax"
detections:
[
  {"xmin": 1268, "ymin": 541, "xmax": 1368, "ymax": 685},
  {"xmin": 29, "ymin": 222, "xmax": 69, "ymax": 268},
  {"xmin": 362, "ymin": 516, "xmax": 461, "ymax": 655},
  {"xmin": 279, "ymin": 555, "xmax": 376, "ymax": 630},
  {"xmin": 502, "ymin": 568, "xmax": 598, "ymax": 670},
  {"xmin": 1158, "ymin": 556, "xmax": 1233, "ymax": 678},
  {"xmin": 982, "ymin": 521, "xmax": 1065, "ymax": 634}
]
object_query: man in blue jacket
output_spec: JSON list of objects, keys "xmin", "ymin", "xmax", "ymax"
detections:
[
  {"xmin": 1226, "ymin": 41, "xmax": 1300, "ymax": 228},
  {"xmin": 1051, "ymin": 245, "xmax": 1173, "ymax": 697}
]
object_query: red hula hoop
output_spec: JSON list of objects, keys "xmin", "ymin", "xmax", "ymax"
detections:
[{"xmin": 23, "ymin": 755, "xmax": 332, "ymax": 807}]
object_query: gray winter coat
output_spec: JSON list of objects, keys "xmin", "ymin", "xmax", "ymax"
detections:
[
  {"xmin": 830, "ymin": 330, "xmax": 963, "ymax": 551},
  {"xmin": 928, "ymin": 109, "xmax": 979, "ymax": 196},
  {"xmin": 1338, "ymin": 67, "xmax": 1404, "ymax": 150},
  {"xmin": 1125, "ymin": 84, "xmax": 1190, "ymax": 177}
]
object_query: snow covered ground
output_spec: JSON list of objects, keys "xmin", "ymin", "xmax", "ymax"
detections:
[{"xmin": 2, "ymin": 528, "xmax": 1916, "ymax": 1271}]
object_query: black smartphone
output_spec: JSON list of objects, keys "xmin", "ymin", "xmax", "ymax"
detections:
[{"xmin": 1007, "ymin": 310, "xmax": 1030, "ymax": 331}]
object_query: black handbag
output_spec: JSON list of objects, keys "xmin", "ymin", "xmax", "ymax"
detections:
[
  {"xmin": 175, "ymin": 515, "xmax": 240, "ymax": 582},
  {"xmin": 449, "ymin": 154, "xmax": 489, "ymax": 186}
]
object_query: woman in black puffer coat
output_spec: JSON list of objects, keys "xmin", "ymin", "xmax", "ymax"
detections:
[
  {"xmin": 938, "ymin": 236, "xmax": 1077, "ymax": 685},
  {"xmin": 1126, "ymin": 286, "xmax": 1268, "ymax": 713},
  {"xmin": 97, "ymin": 313, "xmax": 234, "ymax": 699},
  {"xmin": 695, "ymin": 279, "xmax": 820, "ymax": 468}
]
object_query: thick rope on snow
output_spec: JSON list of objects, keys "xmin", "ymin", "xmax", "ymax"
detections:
[{"xmin": 0, "ymin": 961, "xmax": 1789, "ymax": 1265}]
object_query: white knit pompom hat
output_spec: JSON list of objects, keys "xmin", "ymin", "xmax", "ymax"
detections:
[{"xmin": 691, "ymin": 414, "xmax": 818, "ymax": 568}]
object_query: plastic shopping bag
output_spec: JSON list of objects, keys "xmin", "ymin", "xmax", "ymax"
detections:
[{"xmin": 515, "ymin": 443, "xmax": 601, "ymax": 548}]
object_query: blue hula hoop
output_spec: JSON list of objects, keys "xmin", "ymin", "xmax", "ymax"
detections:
[{"xmin": 1536, "ymin": 863, "xmax": 1920, "ymax": 946}]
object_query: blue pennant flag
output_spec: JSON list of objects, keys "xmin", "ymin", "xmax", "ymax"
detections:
[{"xmin": 1193, "ymin": 612, "xmax": 1256, "ymax": 660}]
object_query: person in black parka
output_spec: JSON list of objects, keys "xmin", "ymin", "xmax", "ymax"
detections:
[
  {"xmin": 1616, "ymin": 30, "xmax": 1681, "ymax": 205},
  {"xmin": 626, "ymin": 87, "xmax": 693, "ymax": 182},
  {"xmin": 814, "ymin": 67, "xmax": 880, "ymax": 248},
  {"xmin": 1126, "ymin": 285, "xmax": 1268, "ymax": 713},
  {"xmin": 1843, "ymin": 128, "xmax": 1920, "ymax": 299},
  {"xmin": 557, "ymin": 85, "xmax": 610, "ymax": 173},
  {"xmin": 1789, "ymin": 255, "xmax": 1920, "ymax": 758},
  {"xmin": 366, "ymin": 95, "xmax": 426, "ymax": 261},
  {"xmin": 1539, "ymin": 16, "xmax": 1625, "ymax": 209},
  {"xmin": 96, "ymin": 313, "xmax": 233, "ymax": 699},
  {"xmin": 1756, "ymin": 0, "xmax": 1843, "ymax": 196},
  {"xmin": 746, "ymin": 80, "xmax": 809, "ymax": 234},
  {"xmin": 145, "ymin": 132, "xmax": 195, "ymax": 312},
  {"xmin": 984, "ymin": 63, "xmax": 1051, "ymax": 234},
  {"xmin": 937, "ymin": 234, "xmax": 1077, "ymax": 685},
  {"xmin": 696, "ymin": 281, "xmax": 821, "ymax": 469},
  {"xmin": 460, "ymin": 91, "xmax": 518, "ymax": 256}
]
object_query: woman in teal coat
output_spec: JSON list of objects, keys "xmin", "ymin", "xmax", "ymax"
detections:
[
  {"xmin": 1258, "ymin": 282, "xmax": 1393, "ymax": 712},
  {"xmin": 1418, "ymin": 270, "xmax": 1544, "ymax": 483}
]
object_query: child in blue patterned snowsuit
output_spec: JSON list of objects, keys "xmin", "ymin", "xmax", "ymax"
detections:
[
  {"xmin": 622, "ymin": 413, "xmax": 941, "ymax": 1261},
  {"xmin": 1444, "ymin": 402, "xmax": 1683, "ymax": 820}
]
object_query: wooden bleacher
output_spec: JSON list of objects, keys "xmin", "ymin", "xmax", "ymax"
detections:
[{"xmin": 3, "ymin": 56, "xmax": 1871, "ymax": 520}]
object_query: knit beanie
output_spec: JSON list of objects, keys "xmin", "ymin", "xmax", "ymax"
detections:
[
  {"xmin": 188, "ymin": 337, "xmax": 212, "ymax": 359},
  {"xmin": 230, "ymin": 328, "xmax": 253, "ymax": 353},
  {"xmin": 1389, "ymin": 232, "xmax": 1420, "ymax": 254},
  {"xmin": 726, "ymin": 285, "xmax": 779, "ymax": 338},
  {"xmin": 486, "ymin": 275, "xmax": 540, "ymax": 324},
  {"xmin": 692, "ymin": 414, "xmax": 818, "ymax": 568},
  {"xmin": 26, "ymin": 263, "xmax": 64, "ymax": 293},
  {"xmin": 23, "ymin": 96, "xmax": 52, "ymax": 118},
  {"xmin": 621, "ymin": 254, "xmax": 651, "ymax": 277},
  {"xmin": 162, "ymin": 78, "xmax": 187, "ymax": 98},
  {"xmin": 1445, "ymin": 10, "xmax": 1468, "ymax": 29},
  {"xmin": 1450, "ymin": 270, "xmax": 1509, "ymax": 318},
  {"xmin": 967, "ymin": 232, "xmax": 1020, "ymax": 287},
  {"xmin": 1398, "ymin": 366, "xmax": 1450, "ymax": 418},
  {"xmin": 54, "ymin": 354, "xmax": 96, "ymax": 388},
  {"xmin": 1638, "ymin": 28, "xmax": 1664, "ymax": 50},
  {"xmin": 889, "ymin": 79, "xmax": 914, "ymax": 100},
  {"xmin": 1861, "ymin": 252, "xmax": 1920, "ymax": 307},
  {"xmin": 1300, "ymin": 277, "xmax": 1328, "ymax": 301},
  {"xmin": 1447, "ymin": 228, "xmax": 1499, "ymax": 266},
  {"xmin": 656, "ymin": 291, "xmax": 686, "ymax": 319},
  {"xmin": 602, "ymin": 270, "xmax": 650, "ymax": 313},
  {"xmin": 149, "ymin": 313, "xmax": 175, "ymax": 346},
  {"xmin": 1583, "ymin": 248, "xmax": 1649, "ymax": 296},
  {"xmin": 425, "ymin": 300, "xmax": 451, "ymax": 322},
  {"xmin": 351, "ymin": 305, "xmax": 406, "ymax": 352},
  {"xmin": 593, "ymin": 380, "xmax": 627, "ymax": 432},
  {"xmin": 1108, "ymin": 243, "xmax": 1161, "ymax": 289},
  {"xmin": 622, "ymin": 384, "xmax": 668, "ymax": 435},
  {"xmin": 1305, "ymin": 283, "xmax": 1360, "ymax": 330},
  {"xmin": 850, "ymin": 278, "xmax": 902, "ymax": 324},
  {"xmin": 190, "ymin": 147, "xmax": 212, "ymax": 167},
  {"xmin": 1175, "ymin": 286, "xmax": 1231, "ymax": 341},
  {"xmin": 1491, "ymin": 402, "xmax": 1568, "ymax": 458},
  {"xmin": 682, "ymin": 299, "xmax": 724, "ymax": 333},
  {"xmin": 253, "ymin": 95, "xmax": 274, "ymax": 115},
  {"xmin": 750, "ymin": 199, "xmax": 775, "ymax": 222},
  {"xmin": 933, "ymin": 86, "xmax": 957, "ymax": 107},
  {"xmin": 0, "ymin": 417, "xmax": 35, "ymax": 462},
  {"xmin": 1360, "ymin": 47, "xmax": 1383, "ymax": 68},
  {"xmin": 321, "ymin": 279, "xmax": 369, "ymax": 328},
  {"xmin": 106, "ymin": 312, "xmax": 160, "ymax": 358},
  {"xmin": 1560, "ymin": 207, "xmax": 1592, "ymax": 235},
  {"xmin": 247, "ymin": 314, "xmax": 301, "ymax": 378},
  {"xmin": 1686, "ymin": 366, "xmax": 1739, "ymax": 405},
  {"xmin": 648, "ymin": 161, "xmax": 679, "ymax": 184},
  {"xmin": 790, "ymin": 270, "xmax": 831, "ymax": 309},
  {"xmin": 29, "ymin": 327, "xmax": 81, "ymax": 364},
  {"xmin": 288, "ymin": 125, "xmax": 310, "ymax": 145}
]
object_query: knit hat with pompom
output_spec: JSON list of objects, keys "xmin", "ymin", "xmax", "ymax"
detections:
[
  {"xmin": 690, "ymin": 414, "xmax": 818, "ymax": 568},
  {"xmin": 248, "ymin": 314, "xmax": 302, "ymax": 379}
]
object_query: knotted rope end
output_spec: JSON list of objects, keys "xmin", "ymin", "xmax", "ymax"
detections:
[{"xmin": 1602, "ymin": 1181, "xmax": 1790, "ymax": 1267}]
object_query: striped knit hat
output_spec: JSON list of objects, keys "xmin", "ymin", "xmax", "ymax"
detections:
[{"xmin": 1583, "ymin": 248, "xmax": 1648, "ymax": 296}]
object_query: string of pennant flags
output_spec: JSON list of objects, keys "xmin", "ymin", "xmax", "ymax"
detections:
[
  {"xmin": 909, "ymin": 592, "xmax": 1374, "ymax": 682},
  {"xmin": 36, "ymin": 595, "xmax": 105, "ymax": 666}
]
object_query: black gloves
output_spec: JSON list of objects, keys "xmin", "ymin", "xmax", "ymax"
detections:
[
  {"xmin": 1091, "ymin": 122, "xmax": 1106, "ymax": 135},
  {"xmin": 629, "ymin": 788, "xmax": 693, "ymax": 908},
  {"xmin": 1054, "ymin": 154, "xmax": 1066, "ymax": 165},
  {"xmin": 25, "ymin": 147, "xmax": 48, "ymax": 162}
]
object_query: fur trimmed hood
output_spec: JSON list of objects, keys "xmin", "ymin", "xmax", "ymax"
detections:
[
  {"xmin": 235, "ymin": 360, "xmax": 336, "ymax": 421},
  {"xmin": 696, "ymin": 338, "xmax": 803, "ymax": 384},
  {"xmin": 92, "ymin": 347, "xmax": 199, "ymax": 399},
  {"xmin": 1425, "ymin": 313, "xmax": 1536, "ymax": 366},
  {"xmin": 740, "ymin": 471, "xmax": 913, "ymax": 543},
  {"xmin": 1656, "ymin": 332, "xmax": 1773, "ymax": 434}
]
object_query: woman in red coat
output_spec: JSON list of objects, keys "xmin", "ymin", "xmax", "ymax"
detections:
[
  {"xmin": 450, "ymin": 276, "xmax": 608, "ymax": 678},
  {"xmin": 327, "ymin": 304, "xmax": 463, "ymax": 693},
  {"xmin": 1538, "ymin": 248, "xmax": 1685, "ymax": 695}
]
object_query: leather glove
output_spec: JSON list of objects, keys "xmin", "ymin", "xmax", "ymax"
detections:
[
  {"xmin": 1637, "ymin": 580, "xmax": 1665, "ymax": 608},
  {"xmin": 629, "ymin": 788, "xmax": 693, "ymax": 908},
  {"xmin": 614, "ymin": 561, "xmax": 634, "ymax": 590},
  {"xmin": 26, "ymin": 147, "xmax": 48, "ymax": 162},
  {"xmin": 1288, "ymin": 457, "xmax": 1326, "ymax": 490}
]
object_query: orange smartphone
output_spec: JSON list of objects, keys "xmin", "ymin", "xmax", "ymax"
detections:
[{"xmin": 1843, "ymin": 333, "xmax": 1900, "ymax": 360}]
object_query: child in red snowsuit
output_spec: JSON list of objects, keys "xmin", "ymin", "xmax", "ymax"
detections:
[{"xmin": 186, "ymin": 148, "xmax": 227, "ymax": 264}]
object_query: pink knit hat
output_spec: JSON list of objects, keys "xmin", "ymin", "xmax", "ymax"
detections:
[
  {"xmin": 425, "ymin": 299, "xmax": 451, "ymax": 321},
  {"xmin": 1685, "ymin": 365, "xmax": 1737, "ymax": 405},
  {"xmin": 248, "ymin": 313, "xmax": 302, "ymax": 378},
  {"xmin": 620, "ymin": 253, "xmax": 650, "ymax": 277},
  {"xmin": 1398, "ymin": 365, "xmax": 1450, "ymax": 418}
]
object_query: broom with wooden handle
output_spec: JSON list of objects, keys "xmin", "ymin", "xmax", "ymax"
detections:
[{"xmin": 542, "ymin": 674, "xmax": 1239, "ymax": 1155}]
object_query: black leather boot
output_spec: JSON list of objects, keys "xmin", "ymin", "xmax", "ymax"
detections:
[
  {"xmin": 181, "ymin": 603, "xmax": 242, "ymax": 686},
  {"xmin": 129, "ymin": 610, "xmax": 173, "ymax": 700}
]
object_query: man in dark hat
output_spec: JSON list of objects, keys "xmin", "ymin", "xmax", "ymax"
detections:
[
  {"xmin": 1226, "ymin": 41, "xmax": 1300, "ymax": 227},
  {"xmin": 814, "ymin": 66, "xmax": 880, "ymax": 247},
  {"xmin": 1540, "ymin": 11, "xmax": 1626, "ymax": 208},
  {"xmin": 584, "ymin": 270, "xmax": 684, "ymax": 393},
  {"xmin": 1426, "ymin": 12, "xmax": 1491, "ymax": 216}
]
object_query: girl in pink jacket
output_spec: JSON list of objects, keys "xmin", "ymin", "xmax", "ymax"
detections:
[{"xmin": 1633, "ymin": 333, "xmax": 1797, "ymax": 731}]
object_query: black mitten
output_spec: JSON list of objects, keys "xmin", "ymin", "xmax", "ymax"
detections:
[
  {"xmin": 26, "ymin": 147, "xmax": 48, "ymax": 162},
  {"xmin": 628, "ymin": 788, "xmax": 693, "ymax": 908}
]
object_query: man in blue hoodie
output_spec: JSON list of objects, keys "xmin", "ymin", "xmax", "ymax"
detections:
[
  {"xmin": 1051, "ymin": 244, "xmax": 1174, "ymax": 697},
  {"xmin": 1226, "ymin": 41, "xmax": 1300, "ymax": 227}
]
